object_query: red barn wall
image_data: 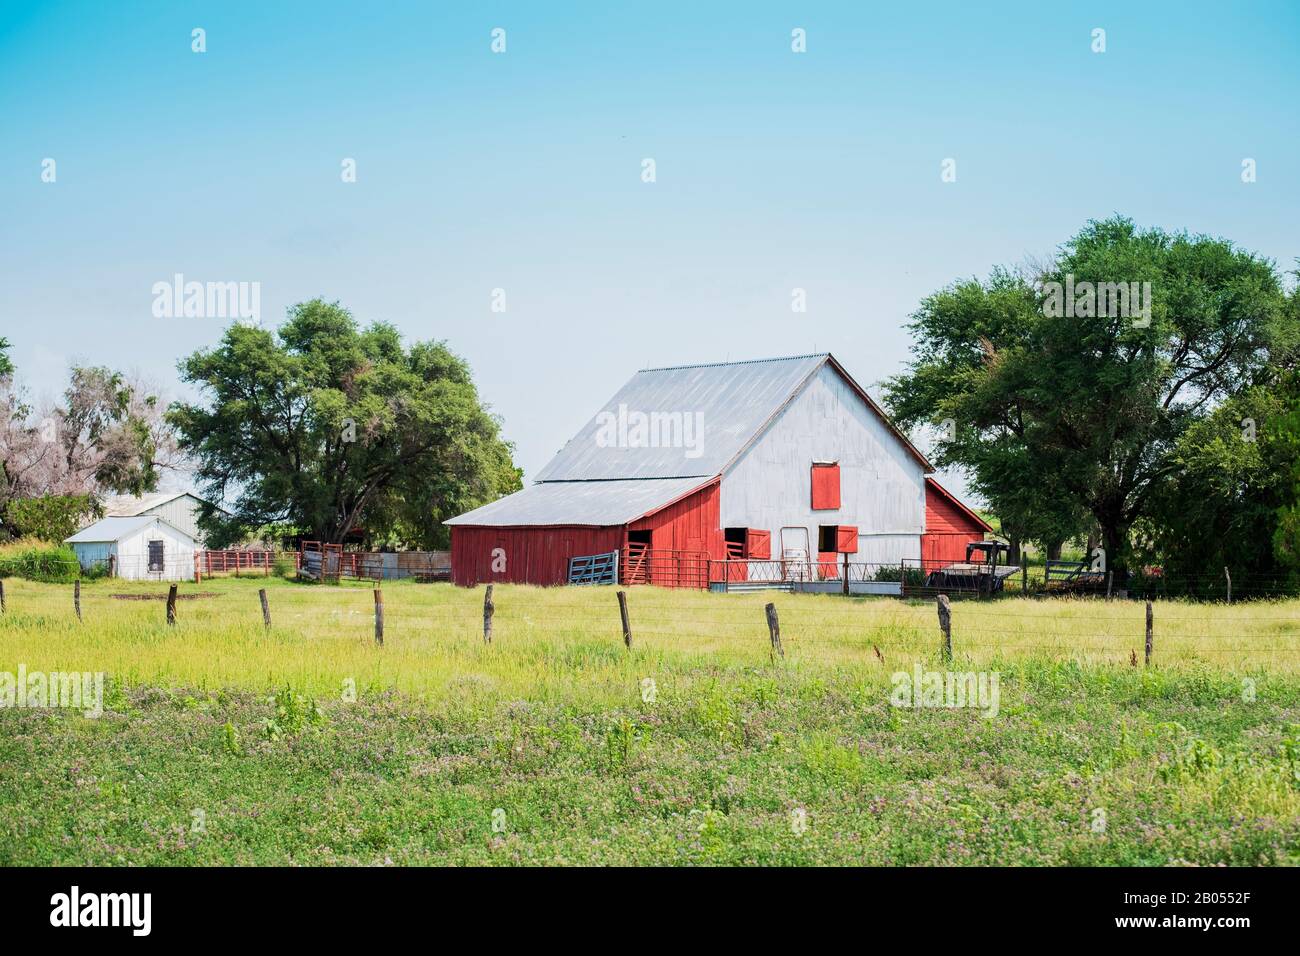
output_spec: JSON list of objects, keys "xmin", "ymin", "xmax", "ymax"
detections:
[
  {"xmin": 922, "ymin": 481, "xmax": 987, "ymax": 565},
  {"xmin": 451, "ymin": 525, "xmax": 625, "ymax": 587},
  {"xmin": 628, "ymin": 480, "xmax": 724, "ymax": 586},
  {"xmin": 629, "ymin": 481, "xmax": 722, "ymax": 554},
  {"xmin": 451, "ymin": 480, "xmax": 726, "ymax": 588}
]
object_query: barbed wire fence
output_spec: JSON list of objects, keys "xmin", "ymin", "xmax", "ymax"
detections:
[{"xmin": 4, "ymin": 569, "xmax": 1298, "ymax": 669}]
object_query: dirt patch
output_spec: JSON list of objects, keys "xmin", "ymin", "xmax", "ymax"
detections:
[{"xmin": 110, "ymin": 592, "xmax": 220, "ymax": 601}]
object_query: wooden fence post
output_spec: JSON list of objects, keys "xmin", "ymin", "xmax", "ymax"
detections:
[
  {"xmin": 937, "ymin": 593, "xmax": 952, "ymax": 662},
  {"xmin": 74, "ymin": 580, "xmax": 82, "ymax": 622},
  {"xmin": 0, "ymin": 579, "xmax": 5, "ymax": 613},
  {"xmin": 166, "ymin": 584, "xmax": 178, "ymax": 626},
  {"xmin": 259, "ymin": 588, "xmax": 271, "ymax": 628},
  {"xmin": 373, "ymin": 588, "xmax": 384, "ymax": 645},
  {"xmin": 1021, "ymin": 554, "xmax": 1028, "ymax": 593},
  {"xmin": 842, "ymin": 552, "xmax": 849, "ymax": 596},
  {"xmin": 108, "ymin": 554, "xmax": 116, "ymax": 579},
  {"xmin": 765, "ymin": 602, "xmax": 784, "ymax": 659},
  {"xmin": 617, "ymin": 589, "xmax": 632, "ymax": 649},
  {"xmin": 1224, "ymin": 567, "xmax": 1232, "ymax": 605},
  {"xmin": 1144, "ymin": 600, "xmax": 1153, "ymax": 667},
  {"xmin": 1106, "ymin": 570, "xmax": 1113, "ymax": 600},
  {"xmin": 482, "ymin": 584, "xmax": 494, "ymax": 644}
]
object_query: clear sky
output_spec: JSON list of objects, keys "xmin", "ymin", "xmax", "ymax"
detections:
[{"xmin": 2, "ymin": 1, "xmax": 1297, "ymax": 503}]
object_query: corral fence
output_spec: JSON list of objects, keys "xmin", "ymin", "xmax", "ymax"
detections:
[
  {"xmin": 195, "ymin": 550, "xmax": 288, "ymax": 579},
  {"xmin": 298, "ymin": 542, "xmax": 451, "ymax": 583}
]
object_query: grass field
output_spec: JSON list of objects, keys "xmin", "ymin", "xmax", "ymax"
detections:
[{"xmin": 1, "ymin": 575, "xmax": 1298, "ymax": 865}]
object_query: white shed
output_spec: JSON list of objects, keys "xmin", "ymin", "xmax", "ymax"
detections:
[{"xmin": 65, "ymin": 515, "xmax": 198, "ymax": 581}]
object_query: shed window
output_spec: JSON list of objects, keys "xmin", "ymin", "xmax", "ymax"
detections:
[
  {"xmin": 811, "ymin": 462, "xmax": 840, "ymax": 510},
  {"xmin": 148, "ymin": 539, "xmax": 164, "ymax": 572}
]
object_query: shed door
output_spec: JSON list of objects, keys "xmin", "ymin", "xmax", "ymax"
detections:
[{"xmin": 148, "ymin": 539, "xmax": 164, "ymax": 572}]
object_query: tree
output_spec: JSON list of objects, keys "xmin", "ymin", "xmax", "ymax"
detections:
[
  {"xmin": 1, "ymin": 358, "xmax": 173, "ymax": 536},
  {"xmin": 0, "ymin": 337, "xmax": 12, "ymax": 379},
  {"xmin": 59, "ymin": 366, "xmax": 167, "ymax": 495},
  {"xmin": 886, "ymin": 217, "xmax": 1289, "ymax": 580},
  {"xmin": 168, "ymin": 299, "xmax": 521, "ymax": 548},
  {"xmin": 1137, "ymin": 378, "xmax": 1298, "ymax": 588},
  {"xmin": 4, "ymin": 494, "xmax": 101, "ymax": 542},
  {"xmin": 882, "ymin": 268, "xmax": 1091, "ymax": 560}
]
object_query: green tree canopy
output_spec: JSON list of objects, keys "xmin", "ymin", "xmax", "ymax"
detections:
[
  {"xmin": 168, "ymin": 299, "xmax": 521, "ymax": 548},
  {"xmin": 886, "ymin": 217, "xmax": 1290, "ymax": 578},
  {"xmin": 1138, "ymin": 375, "xmax": 1300, "ymax": 588}
]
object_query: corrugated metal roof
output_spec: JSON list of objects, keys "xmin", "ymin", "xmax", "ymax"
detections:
[
  {"xmin": 445, "ymin": 477, "xmax": 713, "ymax": 527},
  {"xmin": 66, "ymin": 515, "xmax": 165, "ymax": 543},
  {"xmin": 101, "ymin": 491, "xmax": 199, "ymax": 516},
  {"xmin": 535, "ymin": 354, "xmax": 828, "ymax": 481}
]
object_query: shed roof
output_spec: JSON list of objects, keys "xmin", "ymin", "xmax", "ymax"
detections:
[
  {"xmin": 101, "ymin": 491, "xmax": 217, "ymax": 517},
  {"xmin": 66, "ymin": 515, "xmax": 194, "ymax": 544},
  {"xmin": 445, "ymin": 477, "xmax": 713, "ymax": 527},
  {"xmin": 534, "ymin": 353, "xmax": 931, "ymax": 482}
]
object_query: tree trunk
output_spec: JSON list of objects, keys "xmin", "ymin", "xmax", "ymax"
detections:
[
  {"xmin": 1101, "ymin": 520, "xmax": 1129, "ymax": 586},
  {"xmin": 1001, "ymin": 521, "xmax": 1023, "ymax": 566}
]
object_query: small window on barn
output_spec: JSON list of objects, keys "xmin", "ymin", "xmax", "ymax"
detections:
[
  {"xmin": 818, "ymin": 525, "xmax": 859, "ymax": 554},
  {"xmin": 810, "ymin": 462, "xmax": 840, "ymax": 510},
  {"xmin": 724, "ymin": 528, "xmax": 772, "ymax": 560},
  {"xmin": 148, "ymin": 539, "xmax": 164, "ymax": 572},
  {"xmin": 818, "ymin": 525, "xmax": 837, "ymax": 553}
]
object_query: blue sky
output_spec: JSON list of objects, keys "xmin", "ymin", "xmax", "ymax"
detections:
[{"xmin": 2, "ymin": 0, "xmax": 1297, "ymax": 501}]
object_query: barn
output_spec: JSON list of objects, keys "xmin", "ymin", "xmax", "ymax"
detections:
[
  {"xmin": 446, "ymin": 353, "xmax": 989, "ymax": 589},
  {"xmin": 65, "ymin": 515, "xmax": 199, "ymax": 581}
]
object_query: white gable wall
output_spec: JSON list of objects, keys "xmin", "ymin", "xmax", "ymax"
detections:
[
  {"xmin": 71, "ymin": 518, "xmax": 197, "ymax": 581},
  {"xmin": 116, "ymin": 519, "xmax": 196, "ymax": 580},
  {"xmin": 719, "ymin": 363, "xmax": 926, "ymax": 566}
]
